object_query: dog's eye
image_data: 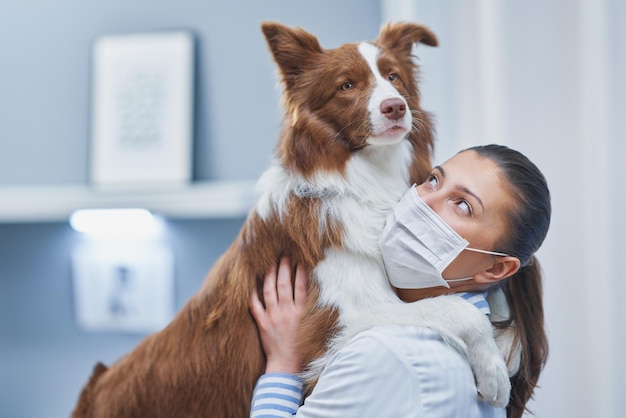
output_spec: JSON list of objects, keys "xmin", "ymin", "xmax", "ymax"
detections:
[
  {"xmin": 388, "ymin": 73, "xmax": 400, "ymax": 82},
  {"xmin": 341, "ymin": 82, "xmax": 355, "ymax": 91}
]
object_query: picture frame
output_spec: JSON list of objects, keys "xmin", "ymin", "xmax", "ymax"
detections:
[{"xmin": 90, "ymin": 31, "xmax": 195, "ymax": 188}]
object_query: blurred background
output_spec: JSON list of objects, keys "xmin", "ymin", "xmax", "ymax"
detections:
[{"xmin": 0, "ymin": 0, "xmax": 623, "ymax": 416}]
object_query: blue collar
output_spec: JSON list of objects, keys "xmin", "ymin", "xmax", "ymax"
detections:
[{"xmin": 457, "ymin": 291, "xmax": 490, "ymax": 315}]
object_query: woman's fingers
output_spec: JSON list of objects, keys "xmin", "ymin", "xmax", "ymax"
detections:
[
  {"xmin": 276, "ymin": 257, "xmax": 293, "ymax": 303},
  {"xmin": 262, "ymin": 262, "xmax": 278, "ymax": 308},
  {"xmin": 294, "ymin": 264, "xmax": 308, "ymax": 308},
  {"xmin": 256, "ymin": 257, "xmax": 308, "ymax": 314},
  {"xmin": 249, "ymin": 286, "xmax": 265, "ymax": 322}
]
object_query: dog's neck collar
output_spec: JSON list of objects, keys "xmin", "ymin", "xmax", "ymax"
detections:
[{"xmin": 292, "ymin": 183, "xmax": 351, "ymax": 200}]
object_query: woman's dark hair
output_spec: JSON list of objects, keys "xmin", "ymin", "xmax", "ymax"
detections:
[{"xmin": 463, "ymin": 144, "xmax": 551, "ymax": 418}]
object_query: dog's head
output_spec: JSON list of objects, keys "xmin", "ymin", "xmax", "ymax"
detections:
[{"xmin": 261, "ymin": 21, "xmax": 437, "ymax": 182}]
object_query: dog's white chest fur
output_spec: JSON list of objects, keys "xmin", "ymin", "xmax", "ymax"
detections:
[{"xmin": 256, "ymin": 139, "xmax": 413, "ymax": 332}]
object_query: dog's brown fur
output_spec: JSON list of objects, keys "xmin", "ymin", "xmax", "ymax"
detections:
[{"xmin": 71, "ymin": 21, "xmax": 436, "ymax": 417}]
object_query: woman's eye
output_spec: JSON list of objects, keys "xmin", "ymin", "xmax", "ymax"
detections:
[
  {"xmin": 341, "ymin": 82, "xmax": 355, "ymax": 91},
  {"xmin": 426, "ymin": 174, "xmax": 438, "ymax": 188},
  {"xmin": 456, "ymin": 200, "xmax": 472, "ymax": 215}
]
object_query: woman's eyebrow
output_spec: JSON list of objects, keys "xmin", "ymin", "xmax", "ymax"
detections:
[
  {"xmin": 457, "ymin": 185, "xmax": 485, "ymax": 212},
  {"xmin": 436, "ymin": 165, "xmax": 485, "ymax": 212}
]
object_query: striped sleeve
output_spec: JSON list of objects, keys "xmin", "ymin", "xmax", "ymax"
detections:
[{"xmin": 250, "ymin": 373, "xmax": 303, "ymax": 418}]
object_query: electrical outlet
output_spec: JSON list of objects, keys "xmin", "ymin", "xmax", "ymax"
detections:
[{"xmin": 71, "ymin": 242, "xmax": 174, "ymax": 333}]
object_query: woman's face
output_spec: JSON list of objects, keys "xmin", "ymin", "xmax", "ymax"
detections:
[{"xmin": 415, "ymin": 150, "xmax": 512, "ymax": 286}]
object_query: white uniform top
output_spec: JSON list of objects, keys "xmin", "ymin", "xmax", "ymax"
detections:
[{"xmin": 251, "ymin": 294, "xmax": 506, "ymax": 418}]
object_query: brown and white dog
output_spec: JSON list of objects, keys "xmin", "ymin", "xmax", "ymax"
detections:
[{"xmin": 71, "ymin": 22, "xmax": 509, "ymax": 417}]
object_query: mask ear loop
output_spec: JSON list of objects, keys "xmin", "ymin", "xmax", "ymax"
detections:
[
  {"xmin": 445, "ymin": 248, "xmax": 512, "ymax": 283},
  {"xmin": 465, "ymin": 247, "xmax": 510, "ymax": 257},
  {"xmin": 445, "ymin": 277, "xmax": 474, "ymax": 283}
]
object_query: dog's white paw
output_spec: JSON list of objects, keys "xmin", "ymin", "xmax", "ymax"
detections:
[
  {"xmin": 382, "ymin": 296, "xmax": 513, "ymax": 407},
  {"xmin": 468, "ymin": 338, "xmax": 511, "ymax": 408}
]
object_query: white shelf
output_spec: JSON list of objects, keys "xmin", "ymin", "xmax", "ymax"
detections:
[{"xmin": 0, "ymin": 180, "xmax": 258, "ymax": 223}]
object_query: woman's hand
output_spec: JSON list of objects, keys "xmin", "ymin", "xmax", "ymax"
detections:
[{"xmin": 250, "ymin": 258, "xmax": 308, "ymax": 375}]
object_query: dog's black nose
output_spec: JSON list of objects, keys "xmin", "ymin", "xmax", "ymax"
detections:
[{"xmin": 380, "ymin": 98, "xmax": 406, "ymax": 120}]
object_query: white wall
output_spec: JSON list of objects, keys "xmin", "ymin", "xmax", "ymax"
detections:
[{"xmin": 382, "ymin": 1, "xmax": 623, "ymax": 417}]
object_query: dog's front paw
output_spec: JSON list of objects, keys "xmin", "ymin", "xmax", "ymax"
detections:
[{"xmin": 468, "ymin": 338, "xmax": 511, "ymax": 408}]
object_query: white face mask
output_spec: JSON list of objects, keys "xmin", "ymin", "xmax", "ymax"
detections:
[{"xmin": 379, "ymin": 185, "xmax": 509, "ymax": 289}]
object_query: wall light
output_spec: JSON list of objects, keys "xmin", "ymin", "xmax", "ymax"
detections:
[{"xmin": 69, "ymin": 208, "xmax": 162, "ymax": 238}]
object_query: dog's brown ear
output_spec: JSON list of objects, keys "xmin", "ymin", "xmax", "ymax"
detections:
[
  {"xmin": 261, "ymin": 21, "xmax": 323, "ymax": 88},
  {"xmin": 375, "ymin": 22, "xmax": 438, "ymax": 56}
]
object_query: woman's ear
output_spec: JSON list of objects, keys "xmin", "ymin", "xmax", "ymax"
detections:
[{"xmin": 474, "ymin": 256, "xmax": 521, "ymax": 284}]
